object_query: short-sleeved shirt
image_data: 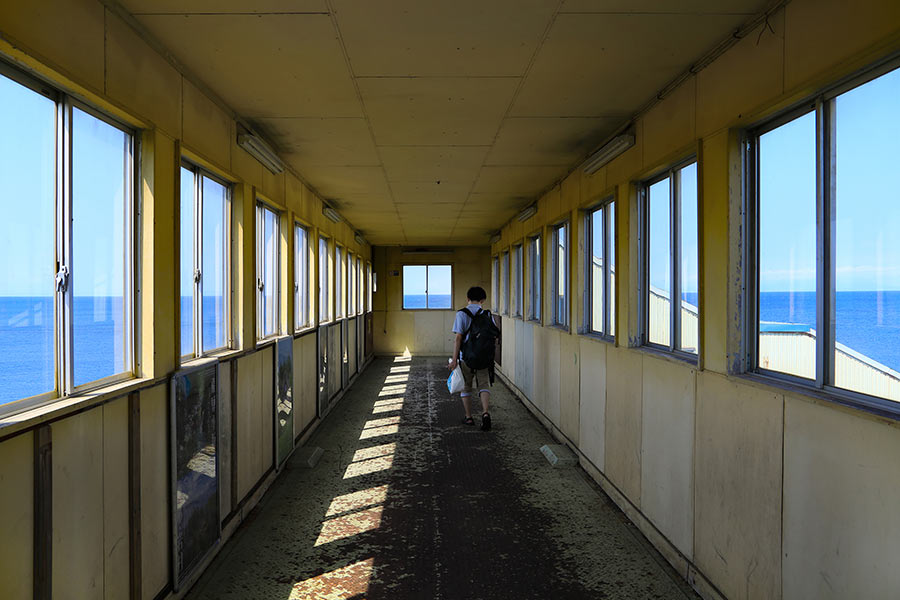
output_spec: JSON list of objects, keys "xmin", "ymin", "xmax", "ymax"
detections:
[{"xmin": 452, "ymin": 303, "xmax": 485, "ymax": 359}]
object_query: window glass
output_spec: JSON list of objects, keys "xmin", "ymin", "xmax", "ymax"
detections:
[
  {"xmin": 513, "ymin": 245, "xmax": 523, "ymax": 317},
  {"xmin": 679, "ymin": 163, "xmax": 699, "ymax": 353},
  {"xmin": 202, "ymin": 176, "xmax": 227, "ymax": 352},
  {"xmin": 609, "ymin": 203, "xmax": 616, "ymax": 337},
  {"xmin": 258, "ymin": 204, "xmax": 279, "ymax": 339},
  {"xmin": 179, "ymin": 168, "xmax": 194, "ymax": 357},
  {"xmin": 428, "ymin": 265, "xmax": 452, "ymax": 309},
  {"xmin": 0, "ymin": 74, "xmax": 56, "ymax": 404},
  {"xmin": 367, "ymin": 263, "xmax": 373, "ymax": 312},
  {"xmin": 358, "ymin": 259, "xmax": 364, "ymax": 314},
  {"xmin": 492, "ymin": 256, "xmax": 499, "ymax": 312},
  {"xmin": 648, "ymin": 178, "xmax": 671, "ymax": 347},
  {"xmin": 403, "ymin": 266, "xmax": 427, "ymax": 308},
  {"xmin": 335, "ymin": 246, "xmax": 343, "ymax": 318},
  {"xmin": 502, "ymin": 252, "xmax": 510, "ymax": 315},
  {"xmin": 590, "ymin": 208, "xmax": 604, "ymax": 334},
  {"xmin": 295, "ymin": 225, "xmax": 309, "ymax": 329},
  {"xmin": 72, "ymin": 107, "xmax": 130, "ymax": 387},
  {"xmin": 833, "ymin": 68, "xmax": 900, "ymax": 399},
  {"xmin": 319, "ymin": 237, "xmax": 329, "ymax": 322},
  {"xmin": 757, "ymin": 112, "xmax": 816, "ymax": 378},
  {"xmin": 349, "ymin": 254, "xmax": 356, "ymax": 316},
  {"xmin": 554, "ymin": 224, "xmax": 568, "ymax": 326},
  {"xmin": 529, "ymin": 236, "xmax": 541, "ymax": 321}
]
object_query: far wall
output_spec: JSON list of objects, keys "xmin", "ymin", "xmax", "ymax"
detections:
[{"xmin": 372, "ymin": 246, "xmax": 491, "ymax": 355}]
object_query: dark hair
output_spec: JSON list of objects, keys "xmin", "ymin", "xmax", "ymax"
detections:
[{"xmin": 466, "ymin": 286, "xmax": 487, "ymax": 302}]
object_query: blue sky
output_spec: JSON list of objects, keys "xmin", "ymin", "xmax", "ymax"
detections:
[{"xmin": 2, "ymin": 68, "xmax": 898, "ymax": 298}]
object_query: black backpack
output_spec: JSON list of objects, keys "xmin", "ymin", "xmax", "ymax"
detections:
[{"xmin": 459, "ymin": 307, "xmax": 501, "ymax": 381}]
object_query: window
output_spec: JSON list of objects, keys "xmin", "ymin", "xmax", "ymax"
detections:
[
  {"xmin": 294, "ymin": 224, "xmax": 310, "ymax": 330},
  {"xmin": 180, "ymin": 164, "xmax": 230, "ymax": 359},
  {"xmin": 402, "ymin": 265, "xmax": 452, "ymax": 309},
  {"xmin": 367, "ymin": 262, "xmax": 373, "ymax": 312},
  {"xmin": 748, "ymin": 63, "xmax": 900, "ymax": 405},
  {"xmin": 552, "ymin": 223, "xmax": 569, "ymax": 327},
  {"xmin": 358, "ymin": 258, "xmax": 364, "ymax": 314},
  {"xmin": 528, "ymin": 235, "xmax": 542, "ymax": 322},
  {"xmin": 501, "ymin": 251, "xmax": 510, "ymax": 315},
  {"xmin": 0, "ymin": 68, "xmax": 136, "ymax": 409},
  {"xmin": 256, "ymin": 202, "xmax": 280, "ymax": 340},
  {"xmin": 319, "ymin": 236, "xmax": 330, "ymax": 323},
  {"xmin": 513, "ymin": 244, "xmax": 523, "ymax": 318},
  {"xmin": 643, "ymin": 161, "xmax": 698, "ymax": 355},
  {"xmin": 348, "ymin": 254, "xmax": 356, "ymax": 317},
  {"xmin": 335, "ymin": 245, "xmax": 344, "ymax": 319},
  {"xmin": 492, "ymin": 256, "xmax": 499, "ymax": 312},
  {"xmin": 586, "ymin": 200, "xmax": 615, "ymax": 338}
]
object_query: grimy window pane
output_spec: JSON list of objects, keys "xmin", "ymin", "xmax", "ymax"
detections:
[
  {"xmin": 492, "ymin": 257, "xmax": 499, "ymax": 312},
  {"xmin": 0, "ymin": 74, "xmax": 56, "ymax": 404},
  {"xmin": 72, "ymin": 107, "xmax": 130, "ymax": 387},
  {"xmin": 514, "ymin": 246, "xmax": 522, "ymax": 316},
  {"xmin": 335, "ymin": 247, "xmax": 343, "ymax": 318},
  {"xmin": 349, "ymin": 255, "xmax": 356, "ymax": 316},
  {"xmin": 428, "ymin": 265, "xmax": 452, "ymax": 309},
  {"xmin": 591, "ymin": 208, "xmax": 604, "ymax": 334},
  {"xmin": 319, "ymin": 237, "xmax": 328, "ymax": 322},
  {"xmin": 532, "ymin": 237, "xmax": 541, "ymax": 321},
  {"xmin": 403, "ymin": 265, "xmax": 426, "ymax": 309},
  {"xmin": 295, "ymin": 226, "xmax": 308, "ymax": 329},
  {"xmin": 679, "ymin": 163, "xmax": 699, "ymax": 354},
  {"xmin": 202, "ymin": 176, "xmax": 227, "ymax": 352},
  {"xmin": 758, "ymin": 111, "xmax": 816, "ymax": 379},
  {"xmin": 609, "ymin": 203, "xmax": 616, "ymax": 338},
  {"xmin": 502, "ymin": 252, "xmax": 510, "ymax": 314},
  {"xmin": 180, "ymin": 168, "xmax": 194, "ymax": 357},
  {"xmin": 833, "ymin": 68, "xmax": 900, "ymax": 401},
  {"xmin": 648, "ymin": 178, "xmax": 671, "ymax": 346},
  {"xmin": 556, "ymin": 226, "xmax": 567, "ymax": 325},
  {"xmin": 261, "ymin": 207, "xmax": 279, "ymax": 337}
]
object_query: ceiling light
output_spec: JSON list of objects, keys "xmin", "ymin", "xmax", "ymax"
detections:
[
  {"xmin": 354, "ymin": 232, "xmax": 364, "ymax": 245},
  {"xmin": 582, "ymin": 133, "xmax": 635, "ymax": 174},
  {"xmin": 517, "ymin": 205, "xmax": 537, "ymax": 222},
  {"xmin": 237, "ymin": 132, "xmax": 285, "ymax": 174},
  {"xmin": 323, "ymin": 206, "xmax": 342, "ymax": 223},
  {"xmin": 489, "ymin": 232, "xmax": 501, "ymax": 245}
]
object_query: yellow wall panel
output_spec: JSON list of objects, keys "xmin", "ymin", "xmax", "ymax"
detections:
[
  {"xmin": 103, "ymin": 398, "xmax": 131, "ymax": 600},
  {"xmin": 0, "ymin": 0, "xmax": 105, "ymax": 93},
  {"xmin": 219, "ymin": 360, "xmax": 234, "ymax": 519},
  {"xmin": 696, "ymin": 13, "xmax": 784, "ymax": 137},
  {"xmin": 578, "ymin": 338, "xmax": 606, "ymax": 471},
  {"xmin": 261, "ymin": 167, "xmax": 285, "ymax": 205},
  {"xmin": 605, "ymin": 120, "xmax": 643, "ymax": 185},
  {"xmin": 0, "ymin": 432, "xmax": 33, "ymax": 600},
  {"xmin": 236, "ymin": 352, "xmax": 263, "ymax": 499},
  {"xmin": 230, "ymin": 138, "xmax": 264, "ymax": 188},
  {"xmin": 640, "ymin": 356, "xmax": 694, "ymax": 558},
  {"xmin": 642, "ymin": 78, "xmax": 696, "ymax": 170},
  {"xmin": 260, "ymin": 345, "xmax": 275, "ymax": 474},
  {"xmin": 545, "ymin": 328, "xmax": 561, "ymax": 426},
  {"xmin": 139, "ymin": 385, "xmax": 169, "ymax": 600},
  {"xmin": 52, "ymin": 407, "xmax": 104, "ymax": 600},
  {"xmin": 558, "ymin": 331, "xmax": 579, "ymax": 444},
  {"xmin": 604, "ymin": 347, "xmax": 642, "ymax": 504},
  {"xmin": 183, "ymin": 79, "xmax": 233, "ymax": 170},
  {"xmin": 105, "ymin": 15, "xmax": 182, "ymax": 137},
  {"xmin": 694, "ymin": 372, "xmax": 783, "ymax": 600}
]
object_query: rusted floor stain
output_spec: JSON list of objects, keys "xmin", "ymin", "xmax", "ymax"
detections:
[{"xmin": 186, "ymin": 357, "xmax": 699, "ymax": 600}]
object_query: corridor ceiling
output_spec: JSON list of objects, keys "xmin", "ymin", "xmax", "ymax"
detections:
[{"xmin": 119, "ymin": 0, "xmax": 769, "ymax": 245}]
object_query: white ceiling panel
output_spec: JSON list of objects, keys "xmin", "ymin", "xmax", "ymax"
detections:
[
  {"xmin": 297, "ymin": 166, "xmax": 391, "ymax": 199},
  {"xmin": 474, "ymin": 166, "xmax": 569, "ymax": 195},
  {"xmin": 262, "ymin": 118, "xmax": 379, "ymax": 167},
  {"xmin": 391, "ymin": 182, "xmax": 472, "ymax": 204},
  {"xmin": 332, "ymin": 0, "xmax": 556, "ymax": 76},
  {"xmin": 559, "ymin": 0, "xmax": 763, "ymax": 14},
  {"xmin": 379, "ymin": 146, "xmax": 489, "ymax": 184},
  {"xmin": 358, "ymin": 77, "xmax": 519, "ymax": 146},
  {"xmin": 121, "ymin": 0, "xmax": 328, "ymax": 13},
  {"xmin": 486, "ymin": 117, "xmax": 621, "ymax": 165},
  {"xmin": 512, "ymin": 13, "xmax": 750, "ymax": 116},
  {"xmin": 134, "ymin": 14, "xmax": 361, "ymax": 117}
]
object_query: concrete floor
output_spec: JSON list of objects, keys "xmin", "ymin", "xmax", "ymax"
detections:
[{"xmin": 186, "ymin": 357, "xmax": 699, "ymax": 600}]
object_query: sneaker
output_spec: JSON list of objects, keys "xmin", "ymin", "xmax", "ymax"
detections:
[{"xmin": 480, "ymin": 412, "xmax": 491, "ymax": 431}]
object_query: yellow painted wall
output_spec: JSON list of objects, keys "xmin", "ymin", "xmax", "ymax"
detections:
[
  {"xmin": 372, "ymin": 246, "xmax": 491, "ymax": 356},
  {"xmin": 491, "ymin": 2, "xmax": 900, "ymax": 599}
]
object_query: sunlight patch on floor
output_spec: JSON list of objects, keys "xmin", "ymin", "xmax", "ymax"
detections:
[
  {"xmin": 359, "ymin": 425, "xmax": 399, "ymax": 440},
  {"xmin": 372, "ymin": 401, "xmax": 403, "ymax": 414},
  {"xmin": 326, "ymin": 485, "xmax": 389, "ymax": 518},
  {"xmin": 384, "ymin": 374, "xmax": 409, "ymax": 384},
  {"xmin": 364, "ymin": 416, "xmax": 401, "ymax": 428},
  {"xmin": 315, "ymin": 506, "xmax": 384, "ymax": 546},
  {"xmin": 351, "ymin": 443, "xmax": 395, "ymax": 462},
  {"xmin": 289, "ymin": 558, "xmax": 374, "ymax": 599},
  {"xmin": 378, "ymin": 385, "xmax": 406, "ymax": 397},
  {"xmin": 390, "ymin": 365, "xmax": 410, "ymax": 373}
]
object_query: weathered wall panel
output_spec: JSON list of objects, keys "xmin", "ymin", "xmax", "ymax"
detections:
[
  {"xmin": 604, "ymin": 347, "xmax": 642, "ymax": 504},
  {"xmin": 558, "ymin": 331, "xmax": 579, "ymax": 444},
  {"xmin": 0, "ymin": 432, "xmax": 33, "ymax": 600},
  {"xmin": 578, "ymin": 338, "xmax": 606, "ymax": 472},
  {"xmin": 139, "ymin": 385, "xmax": 169, "ymax": 600},
  {"xmin": 103, "ymin": 398, "xmax": 131, "ymax": 600}
]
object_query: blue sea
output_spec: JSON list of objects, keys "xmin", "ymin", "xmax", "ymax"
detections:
[{"xmin": 3, "ymin": 292, "xmax": 899, "ymax": 406}]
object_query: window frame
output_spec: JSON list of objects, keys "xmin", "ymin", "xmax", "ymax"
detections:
[
  {"xmin": 527, "ymin": 233, "xmax": 543, "ymax": 323},
  {"xmin": 583, "ymin": 197, "xmax": 615, "ymax": 340},
  {"xmin": 640, "ymin": 157, "xmax": 698, "ymax": 360},
  {"xmin": 401, "ymin": 264, "xmax": 454, "ymax": 310},
  {"xmin": 492, "ymin": 255, "xmax": 500, "ymax": 313},
  {"xmin": 335, "ymin": 244, "xmax": 345, "ymax": 320},
  {"xmin": 180, "ymin": 161, "xmax": 232, "ymax": 360},
  {"xmin": 255, "ymin": 200, "xmax": 281, "ymax": 342},
  {"xmin": 318, "ymin": 235, "xmax": 332, "ymax": 324},
  {"xmin": 744, "ymin": 57, "xmax": 900, "ymax": 415},
  {"xmin": 501, "ymin": 250, "xmax": 510, "ymax": 316},
  {"xmin": 294, "ymin": 221, "xmax": 311, "ymax": 332},
  {"xmin": 551, "ymin": 222, "xmax": 570, "ymax": 329},
  {"xmin": 513, "ymin": 243, "xmax": 523, "ymax": 318}
]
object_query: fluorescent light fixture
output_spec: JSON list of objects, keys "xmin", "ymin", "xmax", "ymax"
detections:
[
  {"xmin": 401, "ymin": 247, "xmax": 452, "ymax": 255},
  {"xmin": 489, "ymin": 232, "xmax": 501, "ymax": 245},
  {"xmin": 517, "ymin": 205, "xmax": 537, "ymax": 222},
  {"xmin": 237, "ymin": 132, "xmax": 285, "ymax": 174},
  {"xmin": 323, "ymin": 206, "xmax": 342, "ymax": 223},
  {"xmin": 354, "ymin": 232, "xmax": 364, "ymax": 245},
  {"xmin": 582, "ymin": 133, "xmax": 635, "ymax": 174}
]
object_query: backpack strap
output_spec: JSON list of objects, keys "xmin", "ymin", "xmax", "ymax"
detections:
[{"xmin": 458, "ymin": 307, "xmax": 481, "ymax": 337}]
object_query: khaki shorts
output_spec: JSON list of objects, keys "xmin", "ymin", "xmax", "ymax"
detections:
[{"xmin": 460, "ymin": 363, "xmax": 491, "ymax": 396}]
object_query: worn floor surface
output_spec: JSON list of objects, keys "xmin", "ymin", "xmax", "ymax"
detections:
[{"xmin": 186, "ymin": 356, "xmax": 699, "ymax": 600}]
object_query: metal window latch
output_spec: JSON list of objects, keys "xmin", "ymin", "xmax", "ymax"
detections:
[
  {"xmin": 55, "ymin": 265, "xmax": 70, "ymax": 292},
  {"xmin": 193, "ymin": 269, "xmax": 201, "ymax": 283},
  {"xmin": 257, "ymin": 278, "xmax": 264, "ymax": 291}
]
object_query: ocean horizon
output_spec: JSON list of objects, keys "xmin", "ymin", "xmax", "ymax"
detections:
[{"xmin": 3, "ymin": 291, "xmax": 899, "ymax": 405}]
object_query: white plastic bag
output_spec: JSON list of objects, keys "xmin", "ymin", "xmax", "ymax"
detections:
[{"xmin": 447, "ymin": 359, "xmax": 465, "ymax": 394}]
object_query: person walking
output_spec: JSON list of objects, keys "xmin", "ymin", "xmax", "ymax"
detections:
[{"xmin": 448, "ymin": 286, "xmax": 500, "ymax": 431}]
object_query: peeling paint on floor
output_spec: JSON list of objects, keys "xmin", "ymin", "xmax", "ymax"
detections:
[{"xmin": 185, "ymin": 357, "xmax": 698, "ymax": 600}]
